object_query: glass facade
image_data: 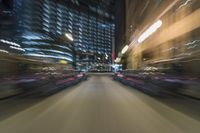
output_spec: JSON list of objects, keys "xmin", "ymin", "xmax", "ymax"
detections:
[
  {"xmin": 0, "ymin": 0, "xmax": 115, "ymax": 71},
  {"xmin": 72, "ymin": 11, "xmax": 115, "ymax": 71}
]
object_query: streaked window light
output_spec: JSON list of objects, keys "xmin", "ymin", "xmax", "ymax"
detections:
[{"xmin": 138, "ymin": 20, "xmax": 162, "ymax": 43}]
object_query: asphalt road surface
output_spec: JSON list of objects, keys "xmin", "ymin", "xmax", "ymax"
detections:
[{"xmin": 0, "ymin": 75, "xmax": 200, "ymax": 133}]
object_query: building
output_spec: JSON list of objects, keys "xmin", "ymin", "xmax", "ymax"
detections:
[
  {"xmin": 0, "ymin": 0, "xmax": 115, "ymax": 71},
  {"xmin": 72, "ymin": 10, "xmax": 115, "ymax": 71},
  {"xmin": 121, "ymin": 0, "xmax": 200, "ymax": 72}
]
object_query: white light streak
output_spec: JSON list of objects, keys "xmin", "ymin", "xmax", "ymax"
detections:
[
  {"xmin": 121, "ymin": 45, "xmax": 129, "ymax": 54},
  {"xmin": 25, "ymin": 53, "xmax": 73, "ymax": 61},
  {"xmin": 10, "ymin": 46, "xmax": 25, "ymax": 52},
  {"xmin": 138, "ymin": 20, "xmax": 162, "ymax": 43},
  {"xmin": 65, "ymin": 33, "xmax": 74, "ymax": 41},
  {"xmin": 0, "ymin": 49, "xmax": 9, "ymax": 54},
  {"xmin": 179, "ymin": 0, "xmax": 192, "ymax": 9},
  {"xmin": 0, "ymin": 39, "xmax": 21, "ymax": 47}
]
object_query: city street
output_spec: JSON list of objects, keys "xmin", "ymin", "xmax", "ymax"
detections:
[{"xmin": 0, "ymin": 75, "xmax": 200, "ymax": 133}]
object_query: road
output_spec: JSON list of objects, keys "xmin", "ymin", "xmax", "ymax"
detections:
[{"xmin": 0, "ymin": 75, "xmax": 200, "ymax": 133}]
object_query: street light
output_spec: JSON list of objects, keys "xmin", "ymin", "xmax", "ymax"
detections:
[
  {"xmin": 115, "ymin": 57, "xmax": 121, "ymax": 63},
  {"xmin": 121, "ymin": 45, "xmax": 129, "ymax": 54},
  {"xmin": 65, "ymin": 33, "xmax": 74, "ymax": 41}
]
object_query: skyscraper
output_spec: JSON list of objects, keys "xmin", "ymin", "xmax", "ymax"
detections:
[{"xmin": 0, "ymin": 0, "xmax": 115, "ymax": 71}]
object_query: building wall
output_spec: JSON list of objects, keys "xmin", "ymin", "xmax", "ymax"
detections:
[
  {"xmin": 125, "ymin": 0, "xmax": 200, "ymax": 71},
  {"xmin": 122, "ymin": 0, "xmax": 166, "ymax": 69}
]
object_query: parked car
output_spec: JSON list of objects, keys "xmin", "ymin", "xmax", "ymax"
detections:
[{"xmin": 0, "ymin": 53, "xmax": 87, "ymax": 99}]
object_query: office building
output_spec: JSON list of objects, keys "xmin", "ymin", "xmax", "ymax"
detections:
[{"xmin": 0, "ymin": 0, "xmax": 115, "ymax": 70}]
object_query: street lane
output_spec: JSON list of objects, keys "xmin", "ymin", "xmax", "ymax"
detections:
[{"xmin": 0, "ymin": 76, "xmax": 200, "ymax": 133}]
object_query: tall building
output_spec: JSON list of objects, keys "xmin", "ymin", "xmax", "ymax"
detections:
[
  {"xmin": 18, "ymin": 0, "xmax": 75, "ymax": 64},
  {"xmin": 0, "ymin": 0, "xmax": 115, "ymax": 71},
  {"xmin": 71, "ymin": 9, "xmax": 115, "ymax": 71}
]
